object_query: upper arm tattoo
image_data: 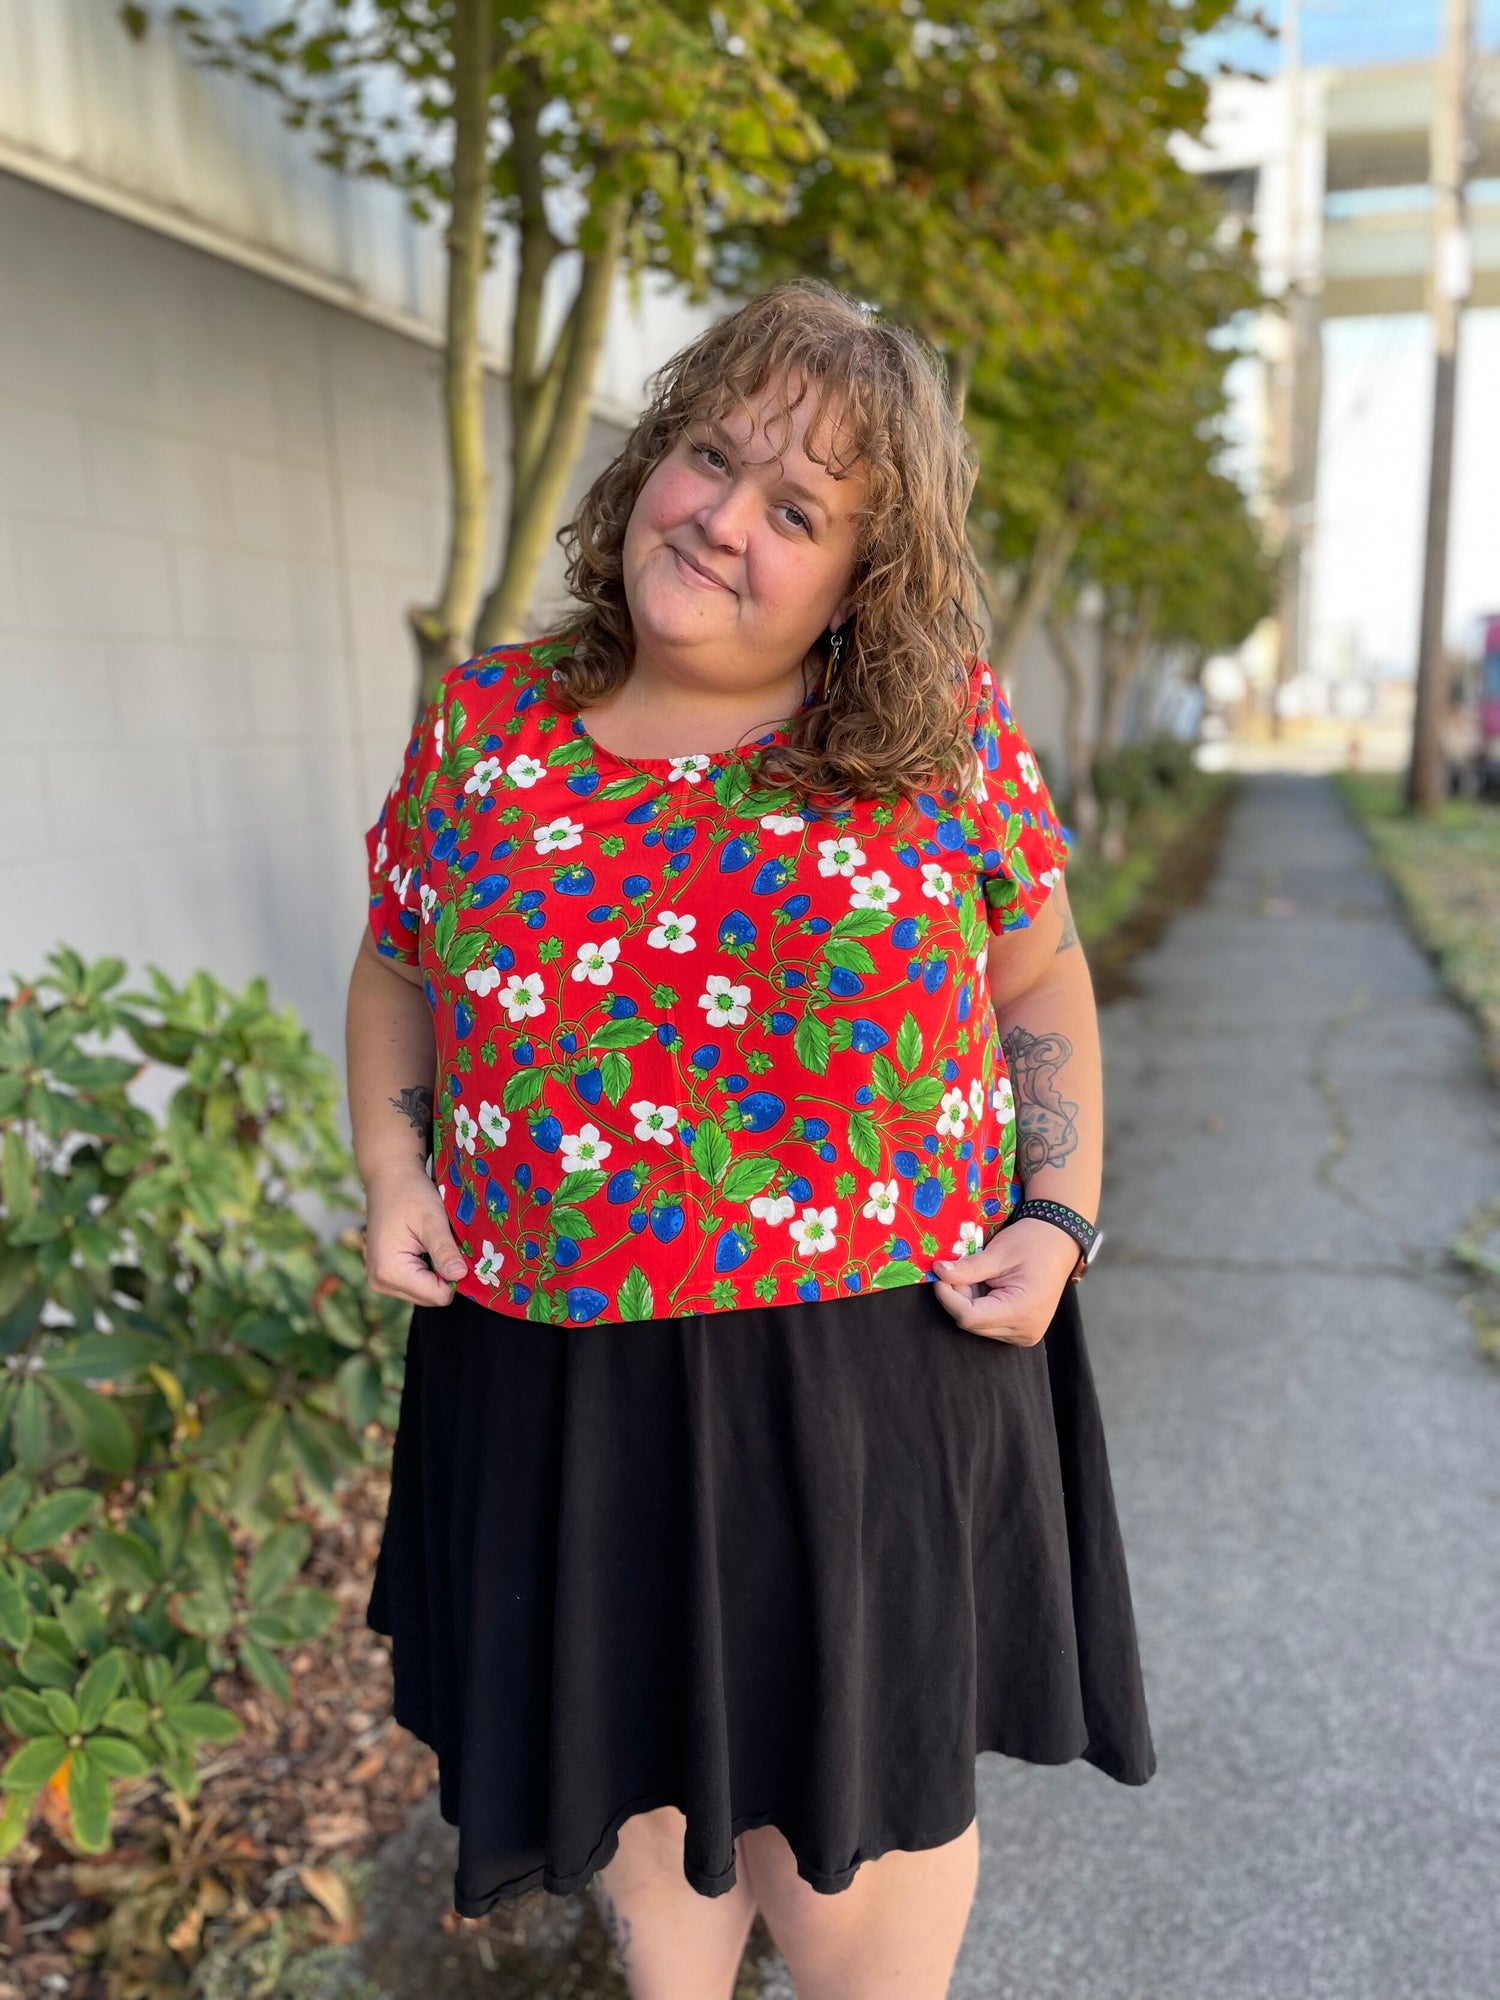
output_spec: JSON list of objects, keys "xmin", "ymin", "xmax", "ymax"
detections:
[{"xmin": 1000, "ymin": 1024, "xmax": 1079, "ymax": 1176}]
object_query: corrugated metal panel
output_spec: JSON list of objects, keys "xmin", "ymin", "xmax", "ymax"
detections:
[{"xmin": 0, "ymin": 0, "xmax": 718, "ymax": 417}]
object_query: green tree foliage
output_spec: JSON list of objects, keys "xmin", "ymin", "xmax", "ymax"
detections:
[
  {"xmin": 0, "ymin": 950, "xmax": 407, "ymax": 1857},
  {"xmin": 121, "ymin": 2, "xmax": 859, "ymax": 708}
]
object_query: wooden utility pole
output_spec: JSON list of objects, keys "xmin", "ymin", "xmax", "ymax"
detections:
[{"xmin": 1407, "ymin": 0, "xmax": 1474, "ymax": 812}]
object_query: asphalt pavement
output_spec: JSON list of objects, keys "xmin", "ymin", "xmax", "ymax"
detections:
[{"xmin": 952, "ymin": 771, "xmax": 1500, "ymax": 2000}]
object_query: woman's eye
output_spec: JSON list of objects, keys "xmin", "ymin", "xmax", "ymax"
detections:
[
  {"xmin": 693, "ymin": 441, "xmax": 728, "ymax": 470},
  {"xmin": 691, "ymin": 441, "xmax": 810, "ymax": 533}
]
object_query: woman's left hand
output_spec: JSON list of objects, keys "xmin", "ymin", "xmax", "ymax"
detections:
[{"xmin": 930, "ymin": 1218, "xmax": 1077, "ymax": 1344}]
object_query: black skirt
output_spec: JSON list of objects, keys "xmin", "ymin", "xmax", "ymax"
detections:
[{"xmin": 364, "ymin": 1274, "xmax": 1155, "ymax": 1916}]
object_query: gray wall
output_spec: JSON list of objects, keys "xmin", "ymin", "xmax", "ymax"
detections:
[{"xmin": 0, "ymin": 168, "xmax": 627, "ymax": 1066}]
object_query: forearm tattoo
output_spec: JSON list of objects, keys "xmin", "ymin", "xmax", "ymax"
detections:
[
  {"xmin": 388, "ymin": 1083, "xmax": 434, "ymax": 1165},
  {"xmin": 1001, "ymin": 1024, "xmax": 1080, "ymax": 1176},
  {"xmin": 1055, "ymin": 897, "xmax": 1079, "ymax": 952}
]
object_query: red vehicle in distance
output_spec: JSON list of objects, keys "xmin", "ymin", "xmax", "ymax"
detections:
[{"xmin": 1441, "ymin": 613, "xmax": 1500, "ymax": 799}]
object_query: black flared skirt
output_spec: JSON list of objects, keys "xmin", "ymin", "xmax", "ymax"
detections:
[{"xmin": 364, "ymin": 1274, "xmax": 1155, "ymax": 1917}]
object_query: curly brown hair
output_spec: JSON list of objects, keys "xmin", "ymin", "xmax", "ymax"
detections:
[{"xmin": 535, "ymin": 279, "xmax": 988, "ymax": 806}]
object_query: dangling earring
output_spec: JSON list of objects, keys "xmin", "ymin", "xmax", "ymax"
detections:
[{"xmin": 821, "ymin": 624, "xmax": 845, "ymax": 702}]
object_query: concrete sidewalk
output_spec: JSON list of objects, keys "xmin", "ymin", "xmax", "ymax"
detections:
[{"xmin": 954, "ymin": 772, "xmax": 1500, "ymax": 2000}]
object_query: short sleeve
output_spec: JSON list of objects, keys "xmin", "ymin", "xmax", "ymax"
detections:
[
  {"xmin": 362, "ymin": 693, "xmax": 443, "ymax": 964},
  {"xmin": 964, "ymin": 659, "xmax": 1071, "ymax": 934}
]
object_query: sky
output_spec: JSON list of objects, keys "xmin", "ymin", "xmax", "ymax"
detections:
[{"xmin": 1197, "ymin": 0, "xmax": 1500, "ymax": 77}]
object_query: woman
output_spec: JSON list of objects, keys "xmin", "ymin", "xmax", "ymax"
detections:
[{"xmin": 347, "ymin": 280, "xmax": 1154, "ymax": 2000}]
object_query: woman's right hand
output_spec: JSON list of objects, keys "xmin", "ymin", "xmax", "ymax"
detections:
[{"xmin": 362, "ymin": 1164, "xmax": 469, "ymax": 1307}]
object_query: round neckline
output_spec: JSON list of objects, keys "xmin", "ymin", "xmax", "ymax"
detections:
[{"xmin": 539, "ymin": 660, "xmax": 816, "ymax": 777}]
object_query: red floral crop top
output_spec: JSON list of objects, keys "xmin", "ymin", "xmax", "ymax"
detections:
[{"xmin": 363, "ymin": 636, "xmax": 1070, "ymax": 1326}]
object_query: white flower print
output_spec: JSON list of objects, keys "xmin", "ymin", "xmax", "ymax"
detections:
[
  {"xmin": 477, "ymin": 1101, "xmax": 510, "ymax": 1147},
  {"xmin": 452, "ymin": 1104, "xmax": 479, "ymax": 1154},
  {"xmin": 374, "ymin": 827, "xmax": 389, "ymax": 872},
  {"xmin": 667, "ymin": 754, "xmax": 712, "ymax": 785},
  {"xmin": 473, "ymin": 1240, "xmax": 504, "ymax": 1287},
  {"xmin": 1040, "ymin": 862, "xmax": 1064, "ymax": 889},
  {"xmin": 388, "ymin": 862, "xmax": 414, "ymax": 906},
  {"xmin": 432, "ymin": 714, "xmax": 445, "ymax": 756},
  {"xmin": 560, "ymin": 1123, "xmax": 612, "ymax": 1173},
  {"xmin": 861, "ymin": 1179, "xmax": 899, "ymax": 1225},
  {"xmin": 534, "ymin": 814, "xmax": 584, "ymax": 855},
  {"xmin": 968, "ymin": 1076, "xmax": 986, "ymax": 1123},
  {"xmin": 952, "ymin": 1219, "xmax": 985, "ymax": 1257},
  {"xmin": 500, "ymin": 972, "xmax": 546, "ymax": 1023},
  {"xmin": 647, "ymin": 910, "xmax": 698, "ymax": 953},
  {"xmin": 507, "ymin": 752, "xmax": 545, "ymax": 788},
  {"xmin": 817, "ymin": 834, "xmax": 866, "ymax": 879},
  {"xmin": 789, "ymin": 1205, "xmax": 839, "ymax": 1258},
  {"xmin": 937, "ymin": 1086, "xmax": 968, "ymax": 1138},
  {"xmin": 751, "ymin": 1193, "xmax": 796, "ymax": 1226},
  {"xmin": 419, "ymin": 882, "xmax": 439, "ymax": 923},
  {"xmin": 1017, "ymin": 749, "xmax": 1042, "ymax": 793},
  {"xmin": 698, "ymin": 973, "xmax": 752, "ymax": 1028},
  {"xmin": 921, "ymin": 862, "xmax": 954, "ymax": 905},
  {"xmin": 464, "ymin": 755, "xmax": 503, "ymax": 798},
  {"xmin": 849, "ymin": 869, "xmax": 900, "ymax": 912},
  {"xmin": 760, "ymin": 812, "xmax": 805, "ymax": 836},
  {"xmin": 631, "ymin": 1100, "xmax": 680, "ymax": 1145},
  {"xmin": 990, "ymin": 1074, "xmax": 1015, "ymax": 1124},
  {"xmin": 570, "ymin": 937, "xmax": 621, "ymax": 986},
  {"xmin": 465, "ymin": 964, "xmax": 503, "ymax": 996}
]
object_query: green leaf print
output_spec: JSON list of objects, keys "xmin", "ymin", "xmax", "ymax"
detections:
[
  {"xmin": 545, "ymin": 736, "xmax": 593, "ymax": 768},
  {"xmin": 690, "ymin": 1118, "xmax": 732, "ymax": 1186},
  {"xmin": 618, "ymin": 1266, "xmax": 655, "ymax": 1321},
  {"xmin": 548, "ymin": 1205, "xmax": 595, "ymax": 1242},
  {"xmin": 554, "ymin": 1169, "xmax": 607, "ymax": 1203},
  {"xmin": 823, "ymin": 938, "xmax": 875, "ymax": 976},
  {"xmin": 713, "ymin": 763, "xmax": 754, "ymax": 810},
  {"xmin": 446, "ymin": 931, "xmax": 489, "ymax": 976},
  {"xmin": 793, "ymin": 1010, "xmax": 829, "ymax": 1076},
  {"xmin": 735, "ymin": 785, "xmax": 796, "ymax": 818},
  {"xmin": 846, "ymin": 1111, "xmax": 881, "ymax": 1174},
  {"xmin": 501, "ymin": 1069, "xmax": 546, "ymax": 1111},
  {"xmin": 721, "ymin": 1156, "xmax": 780, "ymax": 1203},
  {"xmin": 598, "ymin": 774, "xmax": 653, "ymax": 802},
  {"xmin": 592, "ymin": 1017, "xmax": 656, "ymax": 1050},
  {"xmin": 432, "ymin": 901, "xmax": 457, "ymax": 967},
  {"xmin": 526, "ymin": 1283, "xmax": 555, "ymax": 1323},
  {"xmin": 599, "ymin": 1051, "xmax": 632, "ymax": 1104},
  {"xmin": 446, "ymin": 696, "xmax": 468, "ymax": 745},
  {"xmin": 874, "ymin": 1260, "xmax": 924, "ymax": 1290},
  {"xmin": 896, "ymin": 1076, "xmax": 945, "ymax": 1114},
  {"xmin": 896, "ymin": 1012, "xmax": 923, "ymax": 1071},
  {"xmin": 828, "ymin": 908, "xmax": 892, "ymax": 940},
  {"xmin": 870, "ymin": 1054, "xmax": 902, "ymax": 1102}
]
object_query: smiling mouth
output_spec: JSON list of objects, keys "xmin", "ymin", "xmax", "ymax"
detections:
[{"xmin": 670, "ymin": 546, "xmax": 735, "ymax": 594}]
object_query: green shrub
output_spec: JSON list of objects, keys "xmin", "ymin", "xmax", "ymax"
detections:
[
  {"xmin": 1089, "ymin": 732, "xmax": 1199, "ymax": 820},
  {"xmin": 0, "ymin": 948, "xmax": 405, "ymax": 1858}
]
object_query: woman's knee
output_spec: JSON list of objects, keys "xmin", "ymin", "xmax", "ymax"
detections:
[{"xmin": 737, "ymin": 1817, "xmax": 980, "ymax": 2000}]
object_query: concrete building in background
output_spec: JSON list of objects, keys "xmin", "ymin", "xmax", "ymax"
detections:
[
  {"xmin": 1179, "ymin": 50, "xmax": 1500, "ymax": 716},
  {"xmin": 0, "ymin": 0, "xmax": 724, "ymax": 1066}
]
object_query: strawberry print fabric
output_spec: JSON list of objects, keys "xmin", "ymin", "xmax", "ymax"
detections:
[{"xmin": 363, "ymin": 637, "xmax": 1070, "ymax": 1326}]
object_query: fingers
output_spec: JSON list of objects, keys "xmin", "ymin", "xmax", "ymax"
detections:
[
  {"xmin": 932, "ymin": 1239, "xmax": 1009, "ymax": 1287},
  {"xmin": 931, "ymin": 1278, "xmax": 1045, "ymax": 1346},
  {"xmin": 366, "ymin": 1189, "xmax": 468, "ymax": 1307}
]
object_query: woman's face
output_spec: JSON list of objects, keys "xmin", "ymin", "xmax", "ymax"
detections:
[{"xmin": 621, "ymin": 375, "xmax": 865, "ymax": 696}]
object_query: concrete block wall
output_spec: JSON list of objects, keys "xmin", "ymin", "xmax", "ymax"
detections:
[{"xmin": 0, "ymin": 169, "xmax": 628, "ymax": 1074}]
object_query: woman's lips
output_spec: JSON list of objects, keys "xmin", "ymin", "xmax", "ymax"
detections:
[{"xmin": 671, "ymin": 546, "xmax": 734, "ymax": 594}]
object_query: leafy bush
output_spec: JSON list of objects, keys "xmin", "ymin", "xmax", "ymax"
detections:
[
  {"xmin": 1090, "ymin": 732, "xmax": 1199, "ymax": 820},
  {"xmin": 0, "ymin": 948, "xmax": 405, "ymax": 1858}
]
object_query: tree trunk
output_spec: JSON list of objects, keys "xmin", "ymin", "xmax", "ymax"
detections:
[
  {"xmin": 1043, "ymin": 608, "xmax": 1101, "ymax": 853},
  {"xmin": 409, "ymin": 0, "xmax": 493, "ymax": 716},
  {"xmin": 473, "ymin": 189, "xmax": 630, "ymax": 650},
  {"xmin": 1099, "ymin": 582, "xmax": 1160, "ymax": 751},
  {"xmin": 989, "ymin": 511, "xmax": 1084, "ymax": 687}
]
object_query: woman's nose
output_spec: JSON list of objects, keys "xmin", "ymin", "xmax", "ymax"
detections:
[{"xmin": 696, "ymin": 486, "xmax": 752, "ymax": 550}]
